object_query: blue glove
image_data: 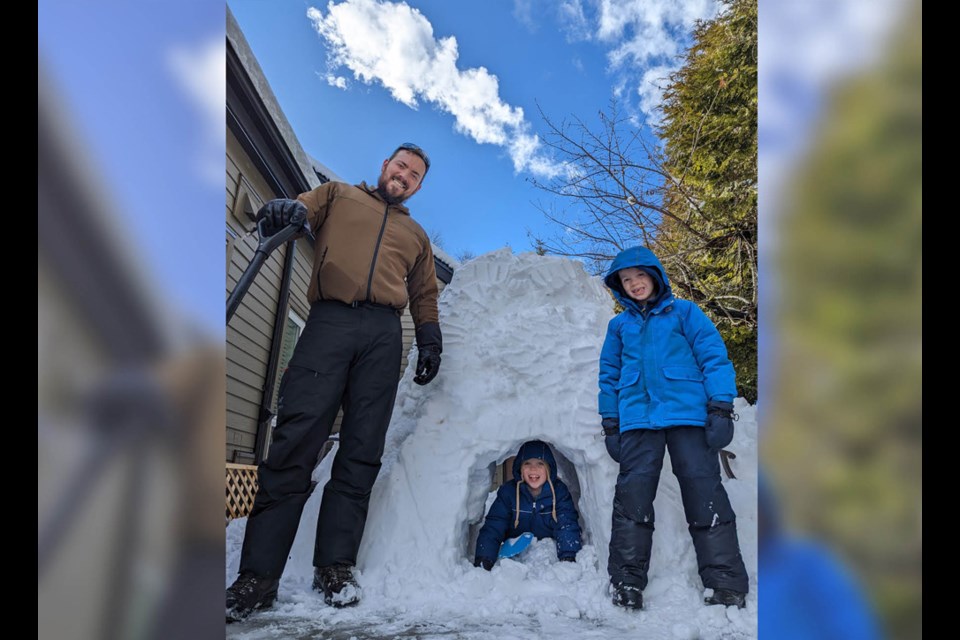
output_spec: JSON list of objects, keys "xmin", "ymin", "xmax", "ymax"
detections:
[
  {"xmin": 705, "ymin": 401, "xmax": 735, "ymax": 450},
  {"xmin": 602, "ymin": 417, "xmax": 621, "ymax": 463}
]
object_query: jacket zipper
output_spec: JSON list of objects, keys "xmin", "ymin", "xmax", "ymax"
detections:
[
  {"xmin": 316, "ymin": 247, "xmax": 328, "ymax": 300},
  {"xmin": 638, "ymin": 300, "xmax": 668, "ymax": 417},
  {"xmin": 639, "ymin": 313, "xmax": 651, "ymax": 405},
  {"xmin": 365, "ymin": 204, "xmax": 389, "ymax": 301}
]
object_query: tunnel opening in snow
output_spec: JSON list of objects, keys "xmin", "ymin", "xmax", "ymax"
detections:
[{"xmin": 463, "ymin": 441, "xmax": 588, "ymax": 561}]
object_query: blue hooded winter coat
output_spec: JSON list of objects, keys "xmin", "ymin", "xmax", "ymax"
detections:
[
  {"xmin": 599, "ymin": 246, "xmax": 736, "ymax": 431},
  {"xmin": 475, "ymin": 441, "xmax": 582, "ymax": 563}
]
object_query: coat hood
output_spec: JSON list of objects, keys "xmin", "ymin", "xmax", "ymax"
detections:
[
  {"xmin": 512, "ymin": 440, "xmax": 558, "ymax": 480},
  {"xmin": 603, "ymin": 246, "xmax": 673, "ymax": 312},
  {"xmin": 510, "ymin": 440, "xmax": 560, "ymax": 528}
]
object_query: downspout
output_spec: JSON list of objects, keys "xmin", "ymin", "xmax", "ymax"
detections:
[{"xmin": 253, "ymin": 236, "xmax": 297, "ymax": 464}]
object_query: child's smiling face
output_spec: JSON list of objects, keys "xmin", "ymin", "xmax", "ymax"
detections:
[
  {"xmin": 618, "ymin": 267, "xmax": 655, "ymax": 302},
  {"xmin": 520, "ymin": 459, "xmax": 548, "ymax": 491}
]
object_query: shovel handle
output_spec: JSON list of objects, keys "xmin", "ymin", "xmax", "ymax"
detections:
[{"xmin": 226, "ymin": 219, "xmax": 307, "ymax": 323}]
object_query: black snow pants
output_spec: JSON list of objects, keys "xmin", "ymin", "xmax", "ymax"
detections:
[
  {"xmin": 239, "ymin": 300, "xmax": 403, "ymax": 578},
  {"xmin": 608, "ymin": 426, "xmax": 749, "ymax": 593}
]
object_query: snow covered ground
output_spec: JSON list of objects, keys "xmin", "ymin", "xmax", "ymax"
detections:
[{"xmin": 227, "ymin": 250, "xmax": 758, "ymax": 639}]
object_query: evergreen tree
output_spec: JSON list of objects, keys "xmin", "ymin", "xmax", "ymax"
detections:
[{"xmin": 657, "ymin": 0, "xmax": 758, "ymax": 401}]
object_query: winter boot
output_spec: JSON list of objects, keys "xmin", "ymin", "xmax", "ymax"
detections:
[
  {"xmin": 611, "ymin": 583, "xmax": 643, "ymax": 610},
  {"xmin": 705, "ymin": 588, "xmax": 746, "ymax": 608},
  {"xmin": 313, "ymin": 564, "xmax": 361, "ymax": 608},
  {"xmin": 226, "ymin": 572, "xmax": 280, "ymax": 622}
]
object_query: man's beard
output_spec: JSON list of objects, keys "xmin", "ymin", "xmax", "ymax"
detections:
[{"xmin": 376, "ymin": 179, "xmax": 408, "ymax": 206}]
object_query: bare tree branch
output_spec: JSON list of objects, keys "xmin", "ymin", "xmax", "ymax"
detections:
[{"xmin": 530, "ymin": 99, "xmax": 756, "ymax": 338}]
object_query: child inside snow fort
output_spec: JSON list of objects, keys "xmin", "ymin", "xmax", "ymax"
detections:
[{"xmin": 473, "ymin": 440, "xmax": 582, "ymax": 569}]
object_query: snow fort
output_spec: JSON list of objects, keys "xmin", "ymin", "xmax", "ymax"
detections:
[{"xmin": 227, "ymin": 249, "xmax": 757, "ymax": 638}]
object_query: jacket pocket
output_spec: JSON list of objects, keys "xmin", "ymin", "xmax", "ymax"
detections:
[
  {"xmin": 615, "ymin": 368, "xmax": 640, "ymax": 390},
  {"xmin": 661, "ymin": 366, "xmax": 705, "ymax": 382},
  {"xmin": 660, "ymin": 366, "xmax": 709, "ymax": 417}
]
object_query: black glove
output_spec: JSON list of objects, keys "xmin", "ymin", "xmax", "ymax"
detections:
[
  {"xmin": 414, "ymin": 346, "xmax": 441, "ymax": 385},
  {"xmin": 602, "ymin": 417, "xmax": 621, "ymax": 463},
  {"xmin": 559, "ymin": 556, "xmax": 576, "ymax": 563},
  {"xmin": 256, "ymin": 199, "xmax": 307, "ymax": 236},
  {"xmin": 705, "ymin": 400, "xmax": 735, "ymax": 450},
  {"xmin": 414, "ymin": 322, "xmax": 443, "ymax": 386},
  {"xmin": 474, "ymin": 558, "xmax": 494, "ymax": 571}
]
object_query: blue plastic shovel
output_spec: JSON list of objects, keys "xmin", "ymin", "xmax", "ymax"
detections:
[{"xmin": 498, "ymin": 532, "xmax": 535, "ymax": 559}]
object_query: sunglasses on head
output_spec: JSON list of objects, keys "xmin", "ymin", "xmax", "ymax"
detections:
[{"xmin": 395, "ymin": 142, "xmax": 431, "ymax": 171}]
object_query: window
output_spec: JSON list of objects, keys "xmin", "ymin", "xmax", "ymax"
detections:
[{"xmin": 271, "ymin": 309, "xmax": 305, "ymax": 413}]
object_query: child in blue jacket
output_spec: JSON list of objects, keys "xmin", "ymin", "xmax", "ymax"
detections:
[
  {"xmin": 474, "ymin": 440, "xmax": 582, "ymax": 569},
  {"xmin": 599, "ymin": 246, "xmax": 748, "ymax": 611}
]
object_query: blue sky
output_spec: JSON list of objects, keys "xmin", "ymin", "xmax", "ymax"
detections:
[
  {"xmin": 37, "ymin": 0, "xmax": 902, "ymax": 334},
  {"xmin": 39, "ymin": 0, "xmax": 724, "ymax": 334},
  {"xmin": 228, "ymin": 0, "xmax": 719, "ymax": 260}
]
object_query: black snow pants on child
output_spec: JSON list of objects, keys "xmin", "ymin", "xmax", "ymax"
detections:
[{"xmin": 608, "ymin": 426, "xmax": 749, "ymax": 593}]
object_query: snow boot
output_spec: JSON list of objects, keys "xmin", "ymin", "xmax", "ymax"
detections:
[
  {"xmin": 314, "ymin": 564, "xmax": 361, "ymax": 608},
  {"xmin": 705, "ymin": 588, "xmax": 746, "ymax": 608},
  {"xmin": 611, "ymin": 583, "xmax": 643, "ymax": 610},
  {"xmin": 226, "ymin": 572, "xmax": 279, "ymax": 622}
]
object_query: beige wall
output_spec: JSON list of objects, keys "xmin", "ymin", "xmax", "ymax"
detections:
[{"xmin": 226, "ymin": 128, "xmax": 282, "ymax": 461}]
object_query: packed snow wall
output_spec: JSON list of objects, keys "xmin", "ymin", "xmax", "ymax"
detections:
[{"xmin": 359, "ymin": 249, "xmax": 617, "ymax": 582}]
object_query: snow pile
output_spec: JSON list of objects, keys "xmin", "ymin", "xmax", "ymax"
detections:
[{"xmin": 226, "ymin": 249, "xmax": 757, "ymax": 639}]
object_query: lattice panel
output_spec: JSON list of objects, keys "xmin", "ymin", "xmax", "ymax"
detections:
[{"xmin": 226, "ymin": 463, "xmax": 259, "ymax": 521}]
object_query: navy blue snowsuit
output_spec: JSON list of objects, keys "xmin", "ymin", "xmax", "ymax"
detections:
[
  {"xmin": 475, "ymin": 441, "xmax": 582, "ymax": 564},
  {"xmin": 601, "ymin": 247, "xmax": 749, "ymax": 595}
]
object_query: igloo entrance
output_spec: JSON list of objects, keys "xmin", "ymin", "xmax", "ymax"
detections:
[{"xmin": 464, "ymin": 441, "xmax": 589, "ymax": 562}]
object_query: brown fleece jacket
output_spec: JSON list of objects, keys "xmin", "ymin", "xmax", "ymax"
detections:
[{"xmin": 296, "ymin": 181, "xmax": 439, "ymax": 328}]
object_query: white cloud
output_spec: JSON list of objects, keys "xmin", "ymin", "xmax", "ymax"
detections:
[
  {"xmin": 512, "ymin": 0, "xmax": 539, "ymax": 32},
  {"xmin": 326, "ymin": 74, "xmax": 348, "ymax": 89},
  {"xmin": 308, "ymin": 0, "xmax": 561, "ymax": 178},
  {"xmin": 635, "ymin": 64, "xmax": 674, "ymax": 126},
  {"xmin": 562, "ymin": 0, "xmax": 720, "ymax": 120},
  {"xmin": 595, "ymin": 0, "xmax": 716, "ymax": 47},
  {"xmin": 168, "ymin": 36, "xmax": 226, "ymax": 186},
  {"xmin": 558, "ymin": 0, "xmax": 591, "ymax": 40}
]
